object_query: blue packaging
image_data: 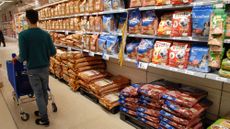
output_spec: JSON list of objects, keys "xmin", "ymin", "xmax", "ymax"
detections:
[
  {"xmin": 187, "ymin": 46, "xmax": 210, "ymax": 72},
  {"xmin": 192, "ymin": 5, "xmax": 213, "ymax": 37}
]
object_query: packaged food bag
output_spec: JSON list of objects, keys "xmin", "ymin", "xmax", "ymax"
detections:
[
  {"xmin": 157, "ymin": 13, "xmax": 173, "ymax": 36},
  {"xmin": 137, "ymin": 39, "xmax": 154, "ymax": 62},
  {"xmin": 187, "ymin": 46, "xmax": 210, "ymax": 72},
  {"xmin": 129, "ymin": 9, "xmax": 142, "ymax": 34},
  {"xmin": 141, "ymin": 10, "xmax": 158, "ymax": 35},
  {"xmin": 152, "ymin": 40, "xmax": 171, "ymax": 65},
  {"xmin": 192, "ymin": 5, "xmax": 213, "ymax": 38},
  {"xmin": 171, "ymin": 10, "xmax": 192, "ymax": 37}
]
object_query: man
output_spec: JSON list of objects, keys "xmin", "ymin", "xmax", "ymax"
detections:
[
  {"xmin": 18, "ymin": 9, "xmax": 56, "ymax": 126},
  {"xmin": 0, "ymin": 29, "xmax": 6, "ymax": 47}
]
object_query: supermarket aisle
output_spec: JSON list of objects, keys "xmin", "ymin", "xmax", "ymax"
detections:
[{"xmin": 0, "ymin": 39, "xmax": 134, "ymax": 129}]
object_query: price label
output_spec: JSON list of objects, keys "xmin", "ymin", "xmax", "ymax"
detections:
[
  {"xmin": 89, "ymin": 52, "xmax": 95, "ymax": 57},
  {"xmin": 137, "ymin": 62, "xmax": 149, "ymax": 70},
  {"xmin": 67, "ymin": 47, "xmax": 71, "ymax": 51},
  {"xmin": 65, "ymin": 31, "xmax": 69, "ymax": 35},
  {"xmin": 102, "ymin": 53, "xmax": 110, "ymax": 60},
  {"xmin": 216, "ymin": 77, "xmax": 228, "ymax": 82}
]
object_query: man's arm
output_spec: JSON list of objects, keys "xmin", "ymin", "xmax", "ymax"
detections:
[
  {"xmin": 48, "ymin": 35, "xmax": 56, "ymax": 57},
  {"xmin": 18, "ymin": 33, "xmax": 27, "ymax": 62}
]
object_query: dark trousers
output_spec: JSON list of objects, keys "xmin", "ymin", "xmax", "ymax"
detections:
[
  {"xmin": 0, "ymin": 39, "xmax": 5, "ymax": 47},
  {"xmin": 28, "ymin": 67, "xmax": 49, "ymax": 121}
]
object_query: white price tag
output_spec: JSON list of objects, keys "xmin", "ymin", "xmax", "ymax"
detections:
[
  {"xmin": 137, "ymin": 62, "xmax": 149, "ymax": 70},
  {"xmin": 89, "ymin": 52, "xmax": 95, "ymax": 57},
  {"xmin": 67, "ymin": 47, "xmax": 71, "ymax": 51},
  {"xmin": 102, "ymin": 53, "xmax": 110, "ymax": 60},
  {"xmin": 185, "ymin": 70, "xmax": 195, "ymax": 76},
  {"xmin": 216, "ymin": 77, "xmax": 228, "ymax": 82}
]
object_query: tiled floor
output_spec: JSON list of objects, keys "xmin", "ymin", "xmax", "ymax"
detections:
[{"xmin": 0, "ymin": 38, "xmax": 135, "ymax": 129}]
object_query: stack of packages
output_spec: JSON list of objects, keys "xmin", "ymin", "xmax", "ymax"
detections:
[
  {"xmin": 159, "ymin": 85, "xmax": 212, "ymax": 129},
  {"xmin": 120, "ymin": 84, "xmax": 140, "ymax": 117}
]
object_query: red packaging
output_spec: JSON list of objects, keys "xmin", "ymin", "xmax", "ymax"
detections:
[
  {"xmin": 142, "ymin": 0, "xmax": 156, "ymax": 6},
  {"xmin": 138, "ymin": 84, "xmax": 168, "ymax": 99},
  {"xmin": 171, "ymin": 0, "xmax": 192, "ymax": 5},
  {"xmin": 171, "ymin": 10, "xmax": 192, "ymax": 37},
  {"xmin": 152, "ymin": 40, "xmax": 172, "ymax": 65},
  {"xmin": 168, "ymin": 42, "xmax": 190, "ymax": 69}
]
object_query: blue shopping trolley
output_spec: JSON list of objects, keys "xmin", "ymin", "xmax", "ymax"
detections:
[{"xmin": 6, "ymin": 58, "xmax": 57, "ymax": 121}]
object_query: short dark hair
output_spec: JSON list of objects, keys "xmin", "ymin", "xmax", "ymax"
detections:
[{"xmin": 26, "ymin": 9, "xmax": 38, "ymax": 24}]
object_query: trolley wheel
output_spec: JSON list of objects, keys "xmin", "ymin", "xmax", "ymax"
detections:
[
  {"xmin": 28, "ymin": 93, "xmax": 34, "ymax": 98},
  {"xmin": 52, "ymin": 103, "xmax": 57, "ymax": 112},
  {"xmin": 20, "ymin": 112, "xmax": 30, "ymax": 121}
]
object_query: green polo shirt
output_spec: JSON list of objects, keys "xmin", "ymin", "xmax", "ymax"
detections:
[{"xmin": 19, "ymin": 28, "xmax": 56, "ymax": 69}]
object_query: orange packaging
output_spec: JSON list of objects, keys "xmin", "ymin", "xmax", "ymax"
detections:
[
  {"xmin": 95, "ymin": 0, "xmax": 103, "ymax": 12},
  {"xmin": 168, "ymin": 42, "xmax": 190, "ymax": 69},
  {"xmin": 142, "ymin": 0, "xmax": 156, "ymax": 6},
  {"xmin": 171, "ymin": 10, "xmax": 192, "ymax": 37}
]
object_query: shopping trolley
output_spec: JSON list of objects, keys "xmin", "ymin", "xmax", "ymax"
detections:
[{"xmin": 6, "ymin": 59, "xmax": 57, "ymax": 121}]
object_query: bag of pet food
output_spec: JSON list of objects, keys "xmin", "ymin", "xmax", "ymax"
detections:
[
  {"xmin": 156, "ymin": 0, "xmax": 171, "ymax": 5},
  {"xmin": 187, "ymin": 46, "xmax": 210, "ymax": 73},
  {"xmin": 129, "ymin": 0, "xmax": 142, "ymax": 7},
  {"xmin": 112, "ymin": 0, "xmax": 125, "ymax": 10},
  {"xmin": 117, "ymin": 13, "xmax": 127, "ymax": 33},
  {"xmin": 142, "ymin": 0, "xmax": 156, "ymax": 7},
  {"xmin": 137, "ymin": 39, "xmax": 154, "ymax": 63},
  {"xmin": 171, "ymin": 0, "xmax": 192, "ymax": 5},
  {"xmin": 103, "ymin": 14, "xmax": 115, "ymax": 33},
  {"xmin": 192, "ymin": 5, "xmax": 213, "ymax": 38},
  {"xmin": 152, "ymin": 40, "xmax": 171, "ymax": 65},
  {"xmin": 157, "ymin": 13, "xmax": 173, "ymax": 36},
  {"xmin": 141, "ymin": 10, "xmax": 158, "ymax": 35},
  {"xmin": 106, "ymin": 36, "xmax": 119, "ymax": 54},
  {"xmin": 168, "ymin": 42, "xmax": 190, "ymax": 69},
  {"xmin": 126, "ymin": 41, "xmax": 139, "ymax": 59},
  {"xmin": 98, "ymin": 35, "xmax": 107, "ymax": 52},
  {"xmin": 222, "ymin": 58, "xmax": 230, "ymax": 71},
  {"xmin": 95, "ymin": 0, "xmax": 103, "ymax": 12},
  {"xmin": 104, "ymin": 0, "xmax": 112, "ymax": 11},
  {"xmin": 129, "ymin": 9, "xmax": 142, "ymax": 34},
  {"xmin": 171, "ymin": 10, "xmax": 192, "ymax": 37}
]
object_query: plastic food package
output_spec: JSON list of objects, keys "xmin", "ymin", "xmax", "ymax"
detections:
[
  {"xmin": 171, "ymin": 0, "xmax": 192, "ymax": 5},
  {"xmin": 156, "ymin": 0, "xmax": 171, "ymax": 5},
  {"xmin": 137, "ymin": 39, "xmax": 154, "ymax": 63},
  {"xmin": 187, "ymin": 46, "xmax": 210, "ymax": 73},
  {"xmin": 126, "ymin": 41, "xmax": 139, "ymax": 59},
  {"xmin": 103, "ymin": 14, "xmax": 115, "ymax": 33},
  {"xmin": 138, "ymin": 84, "xmax": 168, "ymax": 99},
  {"xmin": 164, "ymin": 99, "xmax": 212, "ymax": 119},
  {"xmin": 168, "ymin": 42, "xmax": 190, "ymax": 69},
  {"xmin": 129, "ymin": 9, "xmax": 142, "ymax": 34},
  {"xmin": 142, "ymin": 0, "xmax": 156, "ymax": 7},
  {"xmin": 130, "ymin": 0, "xmax": 142, "ymax": 7},
  {"xmin": 152, "ymin": 40, "xmax": 171, "ymax": 65},
  {"xmin": 162, "ymin": 87, "xmax": 208, "ymax": 108},
  {"xmin": 98, "ymin": 35, "xmax": 107, "ymax": 52},
  {"xmin": 222, "ymin": 58, "xmax": 230, "ymax": 71},
  {"xmin": 157, "ymin": 13, "xmax": 173, "ymax": 36},
  {"xmin": 95, "ymin": 16, "xmax": 103, "ymax": 32},
  {"xmin": 137, "ymin": 107, "xmax": 161, "ymax": 117},
  {"xmin": 104, "ymin": 0, "xmax": 112, "ymax": 11},
  {"xmin": 112, "ymin": 0, "xmax": 125, "ymax": 10},
  {"xmin": 171, "ymin": 10, "xmax": 192, "ymax": 37},
  {"xmin": 209, "ymin": 51, "xmax": 222, "ymax": 68},
  {"xmin": 141, "ymin": 10, "xmax": 158, "ymax": 35},
  {"xmin": 192, "ymin": 5, "xmax": 213, "ymax": 38},
  {"xmin": 219, "ymin": 69, "xmax": 230, "ymax": 78}
]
